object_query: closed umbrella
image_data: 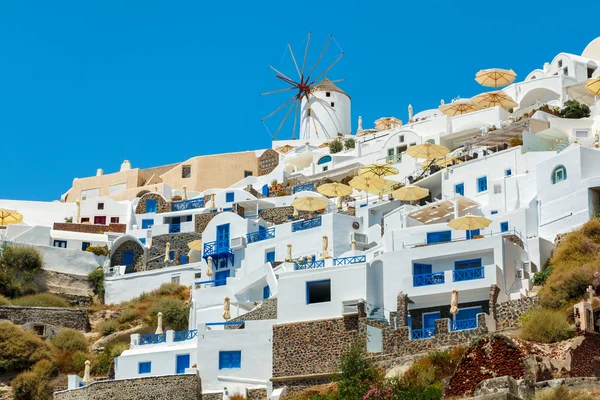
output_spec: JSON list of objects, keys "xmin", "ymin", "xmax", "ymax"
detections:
[
  {"xmin": 318, "ymin": 183, "xmax": 353, "ymax": 210},
  {"xmin": 75, "ymin": 200, "xmax": 80, "ymax": 224},
  {"xmin": 155, "ymin": 312, "xmax": 163, "ymax": 334},
  {"xmin": 471, "ymin": 91, "xmax": 518, "ymax": 109},
  {"xmin": 0, "ymin": 209, "xmax": 23, "ymax": 225},
  {"xmin": 447, "ymin": 213, "xmax": 491, "ymax": 231},
  {"xmin": 450, "ymin": 289, "xmax": 459, "ymax": 315},
  {"xmin": 207, "ymin": 193, "xmax": 216, "ymax": 209},
  {"xmin": 359, "ymin": 163, "xmax": 399, "ymax": 178},
  {"xmin": 164, "ymin": 242, "xmax": 171, "ymax": 264},
  {"xmin": 405, "ymin": 143, "xmax": 450, "ymax": 160},
  {"xmin": 286, "ymin": 244, "xmax": 292, "ymax": 262},
  {"xmin": 83, "ymin": 360, "xmax": 92, "ymax": 385},
  {"xmin": 291, "ymin": 196, "xmax": 329, "ymax": 212},
  {"xmin": 475, "ymin": 68, "xmax": 517, "ymax": 88},
  {"xmin": 206, "ymin": 256, "xmax": 214, "ymax": 277},
  {"xmin": 183, "ymin": 186, "xmax": 188, "ymax": 200},
  {"xmin": 222, "ymin": 297, "xmax": 231, "ymax": 320},
  {"xmin": 392, "ymin": 185, "xmax": 429, "ymax": 202},
  {"xmin": 322, "ymin": 235, "xmax": 329, "ymax": 259},
  {"xmin": 586, "ymin": 77, "xmax": 600, "ymax": 96},
  {"xmin": 439, "ymin": 99, "xmax": 480, "ymax": 117}
]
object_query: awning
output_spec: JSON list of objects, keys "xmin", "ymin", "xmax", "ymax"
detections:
[{"xmin": 408, "ymin": 196, "xmax": 478, "ymax": 224}]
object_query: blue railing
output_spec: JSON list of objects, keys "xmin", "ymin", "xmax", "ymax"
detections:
[
  {"xmin": 139, "ymin": 333, "xmax": 166, "ymax": 345},
  {"xmin": 413, "ymin": 272, "xmax": 445, "ymax": 287},
  {"xmin": 292, "ymin": 216, "xmax": 322, "ymax": 232},
  {"xmin": 293, "ymin": 183, "xmax": 315, "ymax": 194},
  {"xmin": 172, "ymin": 198, "xmax": 204, "ymax": 211},
  {"xmin": 173, "ymin": 329, "xmax": 198, "ymax": 342},
  {"xmin": 246, "ymin": 228, "xmax": 275, "ymax": 244},
  {"xmin": 450, "ymin": 318, "xmax": 478, "ymax": 332},
  {"xmin": 194, "ymin": 279, "xmax": 226, "ymax": 288},
  {"xmin": 334, "ymin": 255, "xmax": 367, "ymax": 266},
  {"xmin": 203, "ymin": 241, "xmax": 230, "ymax": 257},
  {"xmin": 294, "ymin": 260, "xmax": 325, "ymax": 270},
  {"xmin": 206, "ymin": 321, "xmax": 245, "ymax": 327},
  {"xmin": 169, "ymin": 224, "xmax": 181, "ymax": 233},
  {"xmin": 453, "ymin": 266, "xmax": 485, "ymax": 282},
  {"xmin": 410, "ymin": 328, "xmax": 435, "ymax": 340}
]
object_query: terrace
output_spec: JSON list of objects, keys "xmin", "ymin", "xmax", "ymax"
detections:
[
  {"xmin": 246, "ymin": 227, "xmax": 275, "ymax": 244},
  {"xmin": 293, "ymin": 255, "xmax": 367, "ymax": 271},
  {"xmin": 171, "ymin": 198, "xmax": 205, "ymax": 212}
]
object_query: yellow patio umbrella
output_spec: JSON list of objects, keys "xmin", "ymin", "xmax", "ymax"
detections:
[
  {"xmin": 222, "ymin": 297, "xmax": 231, "ymax": 320},
  {"xmin": 367, "ymin": 180, "xmax": 396, "ymax": 195},
  {"xmin": 586, "ymin": 77, "xmax": 600, "ymax": 96},
  {"xmin": 291, "ymin": 196, "xmax": 329, "ymax": 212},
  {"xmin": 405, "ymin": 143, "xmax": 450, "ymax": 160},
  {"xmin": 447, "ymin": 213, "xmax": 491, "ymax": 231},
  {"xmin": 475, "ymin": 68, "xmax": 517, "ymax": 88},
  {"xmin": 349, "ymin": 176, "xmax": 386, "ymax": 192},
  {"xmin": 392, "ymin": 185, "xmax": 429, "ymax": 202},
  {"xmin": 187, "ymin": 240, "xmax": 203, "ymax": 252},
  {"xmin": 439, "ymin": 99, "xmax": 480, "ymax": 117},
  {"xmin": 471, "ymin": 91, "xmax": 518, "ymax": 109},
  {"xmin": 359, "ymin": 163, "xmax": 399, "ymax": 178},
  {"xmin": 318, "ymin": 183, "xmax": 353, "ymax": 209},
  {"xmin": 0, "ymin": 209, "xmax": 23, "ymax": 225},
  {"xmin": 436, "ymin": 156, "xmax": 464, "ymax": 168}
]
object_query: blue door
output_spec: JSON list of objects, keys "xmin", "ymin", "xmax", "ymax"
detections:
[
  {"xmin": 426, "ymin": 230, "xmax": 451, "ymax": 244},
  {"xmin": 216, "ymin": 224, "xmax": 230, "ymax": 251},
  {"xmin": 262, "ymin": 184, "xmax": 269, "ymax": 197},
  {"xmin": 423, "ymin": 312, "xmax": 440, "ymax": 338},
  {"xmin": 455, "ymin": 183, "xmax": 464, "ymax": 196},
  {"xmin": 263, "ymin": 285, "xmax": 271, "ymax": 299},
  {"xmin": 413, "ymin": 263, "xmax": 432, "ymax": 275},
  {"xmin": 215, "ymin": 269, "xmax": 230, "ymax": 287},
  {"xmin": 466, "ymin": 229, "xmax": 480, "ymax": 240},
  {"xmin": 456, "ymin": 307, "xmax": 482, "ymax": 321},
  {"xmin": 123, "ymin": 251, "xmax": 134, "ymax": 266},
  {"xmin": 265, "ymin": 250, "xmax": 275, "ymax": 264},
  {"xmin": 146, "ymin": 199, "xmax": 157, "ymax": 213},
  {"xmin": 176, "ymin": 354, "xmax": 190, "ymax": 374},
  {"xmin": 142, "ymin": 219, "xmax": 154, "ymax": 229}
]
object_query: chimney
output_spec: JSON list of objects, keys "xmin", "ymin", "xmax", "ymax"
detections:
[
  {"xmin": 120, "ymin": 160, "xmax": 131, "ymax": 172},
  {"xmin": 96, "ymin": 169, "xmax": 103, "ymax": 176}
]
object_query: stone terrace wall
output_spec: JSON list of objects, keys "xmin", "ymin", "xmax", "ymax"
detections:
[
  {"xmin": 246, "ymin": 388, "xmax": 268, "ymax": 400},
  {"xmin": 135, "ymin": 193, "xmax": 171, "ymax": 214},
  {"xmin": 272, "ymin": 315, "xmax": 359, "ymax": 381},
  {"xmin": 258, "ymin": 207, "xmax": 311, "ymax": 226},
  {"xmin": 226, "ymin": 299, "xmax": 277, "ymax": 328},
  {"xmin": 0, "ymin": 305, "xmax": 90, "ymax": 331},
  {"xmin": 53, "ymin": 222, "xmax": 126, "ymax": 234},
  {"xmin": 54, "ymin": 373, "xmax": 201, "ymax": 400},
  {"xmin": 194, "ymin": 212, "xmax": 220, "ymax": 234},
  {"xmin": 495, "ymin": 297, "xmax": 539, "ymax": 331},
  {"xmin": 147, "ymin": 232, "xmax": 203, "ymax": 270},
  {"xmin": 202, "ymin": 392, "xmax": 223, "ymax": 400}
]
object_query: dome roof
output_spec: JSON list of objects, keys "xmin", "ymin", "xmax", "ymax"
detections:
[
  {"xmin": 582, "ymin": 37, "xmax": 600, "ymax": 62},
  {"xmin": 312, "ymin": 77, "xmax": 350, "ymax": 99}
]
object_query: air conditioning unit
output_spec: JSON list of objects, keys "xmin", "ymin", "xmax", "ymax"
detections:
[
  {"xmin": 342, "ymin": 300, "xmax": 359, "ymax": 316},
  {"xmin": 351, "ymin": 233, "xmax": 369, "ymax": 250},
  {"xmin": 230, "ymin": 236, "xmax": 247, "ymax": 250}
]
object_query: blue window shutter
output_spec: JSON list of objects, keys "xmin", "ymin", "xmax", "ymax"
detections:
[
  {"xmin": 263, "ymin": 285, "xmax": 270, "ymax": 299},
  {"xmin": 265, "ymin": 251, "xmax": 275, "ymax": 264},
  {"xmin": 226, "ymin": 192, "xmax": 234, "ymax": 202},
  {"xmin": 456, "ymin": 307, "xmax": 482, "ymax": 320},
  {"xmin": 169, "ymin": 251, "xmax": 175, "ymax": 261},
  {"xmin": 455, "ymin": 258, "xmax": 482, "ymax": 270},
  {"xmin": 500, "ymin": 222, "xmax": 509, "ymax": 232},
  {"xmin": 82, "ymin": 242, "xmax": 90, "ymax": 251},
  {"xmin": 426, "ymin": 231, "xmax": 451, "ymax": 244},
  {"xmin": 477, "ymin": 177, "xmax": 487, "ymax": 192},
  {"xmin": 138, "ymin": 362, "xmax": 151, "ymax": 374},
  {"xmin": 505, "ymin": 169, "xmax": 512, "ymax": 177},
  {"xmin": 407, "ymin": 315, "xmax": 412, "ymax": 328},
  {"xmin": 455, "ymin": 183, "xmax": 464, "ymax": 196},
  {"xmin": 123, "ymin": 251, "xmax": 134, "ymax": 266},
  {"xmin": 413, "ymin": 263, "xmax": 432, "ymax": 275},
  {"xmin": 423, "ymin": 312, "xmax": 440, "ymax": 329},
  {"xmin": 176, "ymin": 354, "xmax": 190, "ymax": 374},
  {"xmin": 219, "ymin": 351, "xmax": 241, "ymax": 369},
  {"xmin": 180, "ymin": 254, "xmax": 187, "ymax": 264},
  {"xmin": 491, "ymin": 210, "xmax": 498, "ymax": 215},
  {"xmin": 262, "ymin": 184, "xmax": 269, "ymax": 197},
  {"xmin": 146, "ymin": 199, "xmax": 157, "ymax": 213}
]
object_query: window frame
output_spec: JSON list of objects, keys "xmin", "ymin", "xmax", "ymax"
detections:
[
  {"xmin": 306, "ymin": 279, "xmax": 332, "ymax": 305},
  {"xmin": 218, "ymin": 350, "xmax": 241, "ymax": 370},
  {"xmin": 110, "ymin": 217, "xmax": 120, "ymax": 224},
  {"xmin": 82, "ymin": 242, "xmax": 91, "ymax": 251},
  {"xmin": 182, "ymin": 165, "xmax": 191, "ymax": 178},
  {"xmin": 477, "ymin": 176, "xmax": 488, "ymax": 193},
  {"xmin": 138, "ymin": 361, "xmax": 152, "ymax": 374},
  {"xmin": 551, "ymin": 165, "xmax": 567, "ymax": 184},
  {"xmin": 97, "ymin": 202, "xmax": 104, "ymax": 210},
  {"xmin": 500, "ymin": 221, "xmax": 509, "ymax": 232},
  {"xmin": 53, "ymin": 240, "xmax": 67, "ymax": 248},
  {"xmin": 505, "ymin": 168, "xmax": 512, "ymax": 177},
  {"xmin": 225, "ymin": 192, "xmax": 235, "ymax": 203},
  {"xmin": 455, "ymin": 182, "xmax": 464, "ymax": 196}
]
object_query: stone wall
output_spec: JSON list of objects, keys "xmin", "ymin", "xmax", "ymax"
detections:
[
  {"xmin": 272, "ymin": 315, "xmax": 359, "ymax": 380},
  {"xmin": 258, "ymin": 149, "xmax": 280, "ymax": 176},
  {"xmin": 0, "ymin": 305, "xmax": 90, "ymax": 332},
  {"xmin": 146, "ymin": 232, "xmax": 203, "ymax": 270},
  {"xmin": 226, "ymin": 299, "xmax": 277, "ymax": 328},
  {"xmin": 571, "ymin": 333, "xmax": 600, "ymax": 377},
  {"xmin": 135, "ymin": 193, "xmax": 171, "ymax": 214},
  {"xmin": 194, "ymin": 213, "xmax": 220, "ymax": 234},
  {"xmin": 246, "ymin": 388, "xmax": 267, "ymax": 400},
  {"xmin": 110, "ymin": 239, "xmax": 145, "ymax": 273},
  {"xmin": 258, "ymin": 207, "xmax": 311, "ymax": 226},
  {"xmin": 54, "ymin": 373, "xmax": 201, "ymax": 400},
  {"xmin": 202, "ymin": 392, "xmax": 223, "ymax": 400},
  {"xmin": 53, "ymin": 222, "xmax": 127, "ymax": 234},
  {"xmin": 494, "ymin": 296, "xmax": 539, "ymax": 331}
]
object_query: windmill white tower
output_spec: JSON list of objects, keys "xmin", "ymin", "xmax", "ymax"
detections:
[{"xmin": 300, "ymin": 77, "xmax": 351, "ymax": 142}]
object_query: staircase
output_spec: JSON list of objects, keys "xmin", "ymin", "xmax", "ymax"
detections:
[{"xmin": 368, "ymin": 306, "xmax": 389, "ymax": 325}]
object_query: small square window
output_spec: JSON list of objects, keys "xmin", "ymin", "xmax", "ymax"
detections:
[
  {"xmin": 330, "ymin": 102, "xmax": 335, "ymax": 107},
  {"xmin": 493, "ymin": 184, "xmax": 502, "ymax": 194},
  {"xmin": 558, "ymin": 59, "xmax": 563, "ymax": 68},
  {"xmin": 399, "ymin": 135, "xmax": 405, "ymax": 142},
  {"xmin": 325, "ymin": 92, "xmax": 331, "ymax": 97},
  {"xmin": 323, "ymin": 166, "xmax": 328, "ymax": 171},
  {"xmin": 81, "ymin": 217, "xmax": 90, "ymax": 223},
  {"xmin": 138, "ymin": 362, "xmax": 151, "ymax": 374},
  {"xmin": 195, "ymin": 272, "xmax": 202, "ymax": 280},
  {"xmin": 182, "ymin": 165, "xmax": 191, "ymax": 178},
  {"xmin": 244, "ymin": 170, "xmax": 253, "ymax": 178},
  {"xmin": 505, "ymin": 169, "xmax": 512, "ymax": 177},
  {"xmin": 500, "ymin": 222, "xmax": 509, "ymax": 232},
  {"xmin": 82, "ymin": 242, "xmax": 91, "ymax": 251},
  {"xmin": 225, "ymin": 192, "xmax": 235, "ymax": 203},
  {"xmin": 219, "ymin": 351, "xmax": 241, "ymax": 369},
  {"xmin": 97, "ymin": 203, "xmax": 104, "ymax": 210},
  {"xmin": 171, "ymin": 275, "xmax": 180, "ymax": 285},
  {"xmin": 491, "ymin": 210, "xmax": 498, "ymax": 215},
  {"xmin": 306, "ymin": 279, "xmax": 331, "ymax": 304},
  {"xmin": 110, "ymin": 217, "xmax": 120, "ymax": 223},
  {"xmin": 33, "ymin": 325, "xmax": 45, "ymax": 336}
]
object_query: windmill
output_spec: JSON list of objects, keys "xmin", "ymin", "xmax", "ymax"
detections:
[{"xmin": 261, "ymin": 32, "xmax": 349, "ymax": 141}]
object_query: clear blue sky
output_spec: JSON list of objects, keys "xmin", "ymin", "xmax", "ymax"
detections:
[{"xmin": 1, "ymin": 1, "xmax": 598, "ymax": 201}]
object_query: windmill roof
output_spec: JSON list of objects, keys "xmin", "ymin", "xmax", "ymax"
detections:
[{"xmin": 312, "ymin": 77, "xmax": 350, "ymax": 99}]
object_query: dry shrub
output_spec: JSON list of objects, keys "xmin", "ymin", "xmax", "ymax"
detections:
[
  {"xmin": 228, "ymin": 393, "xmax": 246, "ymax": 400},
  {"xmin": 11, "ymin": 360, "xmax": 57, "ymax": 400},
  {"xmin": 0, "ymin": 321, "xmax": 50, "ymax": 372},
  {"xmin": 533, "ymin": 385, "xmax": 594, "ymax": 400},
  {"xmin": 11, "ymin": 293, "xmax": 70, "ymax": 308},
  {"xmin": 286, "ymin": 383, "xmax": 337, "ymax": 400},
  {"xmin": 403, "ymin": 347, "xmax": 467, "ymax": 389},
  {"xmin": 519, "ymin": 308, "xmax": 574, "ymax": 343},
  {"xmin": 50, "ymin": 328, "xmax": 88, "ymax": 352},
  {"xmin": 0, "ymin": 294, "xmax": 10, "ymax": 305},
  {"xmin": 52, "ymin": 349, "xmax": 88, "ymax": 374}
]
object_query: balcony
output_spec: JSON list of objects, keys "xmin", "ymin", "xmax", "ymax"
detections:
[
  {"xmin": 293, "ymin": 183, "xmax": 315, "ymax": 194},
  {"xmin": 453, "ymin": 266, "xmax": 485, "ymax": 282},
  {"xmin": 139, "ymin": 333, "xmax": 166, "ymax": 345},
  {"xmin": 449, "ymin": 318, "xmax": 478, "ymax": 332},
  {"xmin": 246, "ymin": 227, "xmax": 275, "ymax": 244},
  {"xmin": 334, "ymin": 255, "xmax": 366, "ymax": 266},
  {"xmin": 410, "ymin": 328, "xmax": 435, "ymax": 340},
  {"xmin": 413, "ymin": 272, "xmax": 445, "ymax": 287},
  {"xmin": 202, "ymin": 241, "xmax": 234, "ymax": 267},
  {"xmin": 173, "ymin": 329, "xmax": 198, "ymax": 342},
  {"xmin": 171, "ymin": 198, "xmax": 204, "ymax": 212},
  {"xmin": 292, "ymin": 216, "xmax": 322, "ymax": 232},
  {"xmin": 294, "ymin": 259, "xmax": 325, "ymax": 270},
  {"xmin": 169, "ymin": 224, "xmax": 181, "ymax": 233},
  {"xmin": 195, "ymin": 278, "xmax": 227, "ymax": 289}
]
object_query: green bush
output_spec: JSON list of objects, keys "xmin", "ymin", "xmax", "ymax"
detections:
[
  {"xmin": 519, "ymin": 308, "xmax": 574, "ymax": 343},
  {"xmin": 0, "ymin": 294, "xmax": 11, "ymax": 305},
  {"xmin": 559, "ymin": 100, "xmax": 591, "ymax": 119},
  {"xmin": 344, "ymin": 138, "xmax": 356, "ymax": 150},
  {"xmin": 533, "ymin": 265, "xmax": 553, "ymax": 286},
  {"xmin": 329, "ymin": 140, "xmax": 343, "ymax": 154},
  {"xmin": 86, "ymin": 267, "xmax": 105, "ymax": 300},
  {"xmin": 91, "ymin": 342, "xmax": 129, "ymax": 376},
  {"xmin": 50, "ymin": 329, "xmax": 88, "ymax": 352},
  {"xmin": 52, "ymin": 348, "xmax": 89, "ymax": 374},
  {"xmin": 336, "ymin": 341, "xmax": 382, "ymax": 400},
  {"xmin": 117, "ymin": 306, "xmax": 137, "ymax": 324},
  {"xmin": 11, "ymin": 370, "xmax": 53, "ymax": 400},
  {"xmin": 11, "ymin": 293, "xmax": 70, "ymax": 308},
  {"xmin": 98, "ymin": 320, "xmax": 118, "ymax": 336},
  {"xmin": 150, "ymin": 298, "xmax": 189, "ymax": 331},
  {"xmin": 0, "ymin": 244, "xmax": 44, "ymax": 298},
  {"xmin": 156, "ymin": 282, "xmax": 186, "ymax": 297},
  {"xmin": 533, "ymin": 385, "xmax": 594, "ymax": 400},
  {"xmin": 0, "ymin": 321, "xmax": 50, "ymax": 372},
  {"xmin": 85, "ymin": 245, "xmax": 109, "ymax": 257}
]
